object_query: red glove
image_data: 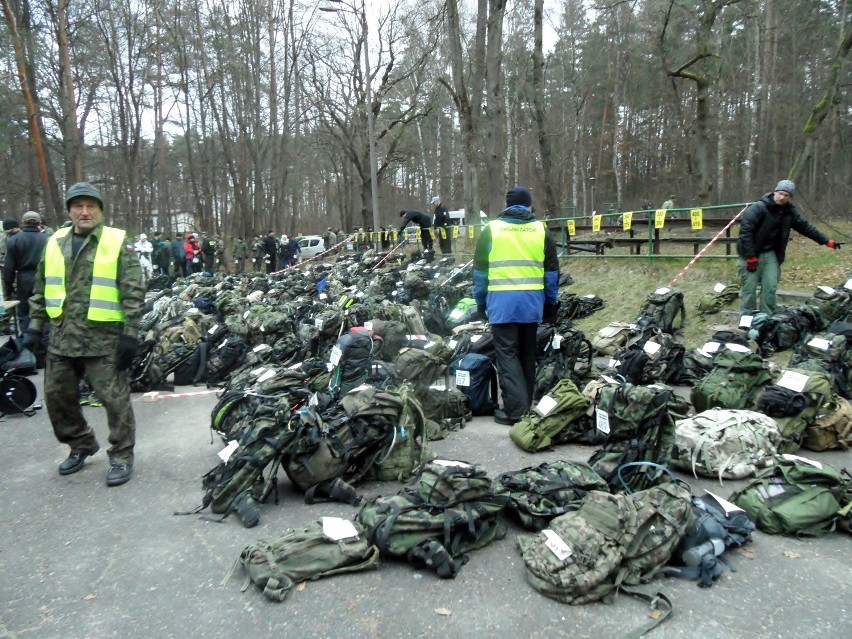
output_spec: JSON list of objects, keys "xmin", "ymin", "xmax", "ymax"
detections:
[
  {"xmin": 746, "ymin": 257, "xmax": 759, "ymax": 272},
  {"xmin": 827, "ymin": 240, "xmax": 843, "ymax": 249}
]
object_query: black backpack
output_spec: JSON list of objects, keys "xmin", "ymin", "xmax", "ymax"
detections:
[
  {"xmin": 205, "ymin": 337, "xmax": 248, "ymax": 386},
  {"xmin": 328, "ymin": 329, "xmax": 383, "ymax": 396},
  {"xmin": 450, "ymin": 353, "xmax": 498, "ymax": 416}
]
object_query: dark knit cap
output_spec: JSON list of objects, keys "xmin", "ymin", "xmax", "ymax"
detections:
[
  {"xmin": 506, "ymin": 186, "xmax": 532, "ymax": 208},
  {"xmin": 3, "ymin": 219, "xmax": 19, "ymax": 231}
]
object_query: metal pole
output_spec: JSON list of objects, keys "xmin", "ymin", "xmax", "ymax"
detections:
[{"xmin": 360, "ymin": 2, "xmax": 381, "ymax": 247}]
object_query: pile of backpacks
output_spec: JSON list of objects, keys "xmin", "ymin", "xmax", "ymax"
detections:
[{"xmin": 151, "ymin": 253, "xmax": 850, "ymax": 634}]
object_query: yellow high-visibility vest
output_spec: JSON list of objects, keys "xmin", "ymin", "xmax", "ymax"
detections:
[
  {"xmin": 487, "ymin": 219, "xmax": 545, "ymax": 292},
  {"xmin": 44, "ymin": 226, "xmax": 127, "ymax": 321}
]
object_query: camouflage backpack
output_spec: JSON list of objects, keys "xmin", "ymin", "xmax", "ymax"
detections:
[
  {"xmin": 803, "ymin": 394, "xmax": 852, "ymax": 451},
  {"xmin": 365, "ymin": 385, "xmax": 433, "ymax": 482},
  {"xmin": 394, "ymin": 347, "xmax": 446, "ymax": 390},
  {"xmin": 637, "ymin": 287, "xmax": 686, "ymax": 334},
  {"xmin": 671, "ymin": 409, "xmax": 781, "ymax": 481},
  {"xmin": 756, "ymin": 368, "xmax": 833, "ymax": 453},
  {"xmin": 691, "ymin": 348, "xmax": 773, "ymax": 413},
  {"xmin": 807, "ymin": 285, "xmax": 851, "ymax": 325},
  {"xmin": 697, "ymin": 283, "xmax": 740, "ymax": 315},
  {"xmin": 509, "ymin": 379, "xmax": 590, "ymax": 452},
  {"xmin": 495, "ymin": 460, "xmax": 609, "ymax": 530},
  {"xmin": 236, "ymin": 519, "xmax": 380, "ymax": 602},
  {"xmin": 590, "ymin": 322, "xmax": 641, "ymax": 356},
  {"xmin": 533, "ymin": 328, "xmax": 593, "ymax": 399},
  {"xmin": 415, "ymin": 459, "xmax": 494, "ymax": 506},
  {"xmin": 788, "ymin": 332, "xmax": 851, "ymax": 398}
]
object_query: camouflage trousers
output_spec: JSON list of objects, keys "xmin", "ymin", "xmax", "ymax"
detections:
[{"xmin": 45, "ymin": 351, "xmax": 136, "ymax": 465}]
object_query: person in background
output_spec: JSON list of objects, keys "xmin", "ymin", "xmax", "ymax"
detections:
[
  {"xmin": 662, "ymin": 195, "xmax": 675, "ymax": 210},
  {"xmin": 4, "ymin": 211, "xmax": 48, "ymax": 333},
  {"xmin": 201, "ymin": 232, "xmax": 216, "ymax": 274},
  {"xmin": 399, "ymin": 209, "xmax": 434, "ymax": 256},
  {"xmin": 155, "ymin": 236, "xmax": 172, "ymax": 276},
  {"xmin": 737, "ymin": 179, "xmax": 842, "ymax": 315},
  {"xmin": 232, "ymin": 237, "xmax": 248, "ymax": 273},
  {"xmin": 473, "ymin": 186, "xmax": 559, "ymax": 426},
  {"xmin": 251, "ymin": 235, "xmax": 264, "ymax": 270},
  {"xmin": 263, "ymin": 230, "xmax": 278, "ymax": 273},
  {"xmin": 0, "ymin": 218, "xmax": 20, "ymax": 269},
  {"xmin": 170, "ymin": 235, "xmax": 185, "ymax": 277},
  {"xmin": 287, "ymin": 235, "xmax": 301, "ymax": 265},
  {"xmin": 22, "ymin": 182, "xmax": 144, "ymax": 486},
  {"xmin": 134, "ymin": 233, "xmax": 154, "ymax": 283},
  {"xmin": 431, "ymin": 196, "xmax": 452, "ymax": 254}
]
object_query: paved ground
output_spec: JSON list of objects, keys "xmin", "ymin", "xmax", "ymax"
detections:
[{"xmin": 1, "ymin": 373, "xmax": 850, "ymax": 639}]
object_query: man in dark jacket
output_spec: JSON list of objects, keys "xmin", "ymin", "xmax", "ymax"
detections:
[
  {"xmin": 431, "ymin": 196, "xmax": 452, "ymax": 254},
  {"xmin": 737, "ymin": 179, "xmax": 842, "ymax": 314},
  {"xmin": 170, "ymin": 236, "xmax": 185, "ymax": 277},
  {"xmin": 399, "ymin": 209, "xmax": 433, "ymax": 254},
  {"xmin": 262, "ymin": 230, "xmax": 278, "ymax": 273},
  {"xmin": 473, "ymin": 186, "xmax": 559, "ymax": 425},
  {"xmin": 201, "ymin": 233, "xmax": 217, "ymax": 274},
  {"xmin": 4, "ymin": 211, "xmax": 48, "ymax": 332}
]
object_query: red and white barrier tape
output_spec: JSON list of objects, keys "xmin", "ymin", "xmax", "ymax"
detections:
[{"xmin": 669, "ymin": 205, "xmax": 748, "ymax": 286}]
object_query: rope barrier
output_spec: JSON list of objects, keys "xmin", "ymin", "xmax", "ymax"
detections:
[{"xmin": 668, "ymin": 205, "xmax": 748, "ymax": 286}]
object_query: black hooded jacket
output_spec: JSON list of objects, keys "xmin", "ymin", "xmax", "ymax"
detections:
[
  {"xmin": 4, "ymin": 226, "xmax": 48, "ymax": 299},
  {"xmin": 736, "ymin": 192, "xmax": 828, "ymax": 264}
]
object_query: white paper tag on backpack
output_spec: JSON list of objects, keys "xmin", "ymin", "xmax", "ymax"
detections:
[
  {"xmin": 702, "ymin": 341, "xmax": 721, "ymax": 353},
  {"xmin": 807, "ymin": 337, "xmax": 831, "ymax": 351},
  {"xmin": 455, "ymin": 370, "xmax": 471, "ymax": 387},
  {"xmin": 217, "ymin": 338, "xmax": 229, "ymax": 350},
  {"xmin": 584, "ymin": 294, "xmax": 596, "ymax": 299},
  {"xmin": 713, "ymin": 283, "xmax": 727, "ymax": 293},
  {"xmin": 321, "ymin": 517, "xmax": 359, "ymax": 542},
  {"xmin": 536, "ymin": 395, "xmax": 558, "ymax": 417},
  {"xmin": 844, "ymin": 278, "xmax": 852, "ymax": 291},
  {"xmin": 725, "ymin": 343, "xmax": 750, "ymax": 353},
  {"xmin": 470, "ymin": 334, "xmax": 483, "ymax": 343},
  {"xmin": 607, "ymin": 358, "xmax": 618, "ymax": 369},
  {"xmin": 319, "ymin": 293, "xmax": 328, "ymax": 301},
  {"xmin": 364, "ymin": 321, "xmax": 373, "ymax": 331},
  {"xmin": 309, "ymin": 393, "xmax": 319, "ymax": 407},
  {"xmin": 542, "ymin": 529, "xmax": 572, "ymax": 561},
  {"xmin": 739, "ymin": 315, "xmax": 754, "ymax": 328},
  {"xmin": 252, "ymin": 343, "xmax": 270, "ymax": 353},
  {"xmin": 654, "ymin": 287, "xmax": 671, "ymax": 295},
  {"xmin": 777, "ymin": 370, "xmax": 809, "ymax": 393},
  {"xmin": 218, "ymin": 440, "xmax": 239, "ymax": 463},
  {"xmin": 704, "ymin": 491, "xmax": 745, "ymax": 515},
  {"xmin": 431, "ymin": 459, "xmax": 471, "ymax": 468},
  {"xmin": 251, "ymin": 367, "xmax": 266, "ymax": 377},
  {"xmin": 314, "ymin": 318, "xmax": 324, "ymax": 330},
  {"xmin": 780, "ymin": 453, "xmax": 823, "ymax": 469},
  {"xmin": 643, "ymin": 340, "xmax": 661, "ymax": 355},
  {"xmin": 257, "ymin": 369, "xmax": 277, "ymax": 383},
  {"xmin": 595, "ymin": 408, "xmax": 611, "ymax": 434},
  {"xmin": 601, "ymin": 374, "xmax": 619, "ymax": 385},
  {"xmin": 551, "ymin": 335, "xmax": 563, "ymax": 350},
  {"xmin": 448, "ymin": 339, "xmax": 458, "ymax": 349},
  {"xmin": 329, "ymin": 345, "xmax": 343, "ymax": 366},
  {"xmin": 207, "ymin": 324, "xmax": 219, "ymax": 335},
  {"xmin": 817, "ymin": 285, "xmax": 835, "ymax": 295}
]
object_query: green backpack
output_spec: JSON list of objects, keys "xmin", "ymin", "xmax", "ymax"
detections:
[
  {"xmin": 697, "ymin": 283, "xmax": 740, "ymax": 315},
  {"xmin": 729, "ymin": 454, "xmax": 852, "ymax": 536},
  {"xmin": 637, "ymin": 287, "xmax": 686, "ymax": 333},
  {"xmin": 415, "ymin": 459, "xmax": 494, "ymax": 506},
  {"xmin": 756, "ymin": 368, "xmax": 833, "ymax": 453},
  {"xmin": 807, "ymin": 285, "xmax": 851, "ymax": 325},
  {"xmin": 495, "ymin": 460, "xmax": 609, "ymax": 530},
  {"xmin": 691, "ymin": 348, "xmax": 773, "ymax": 413},
  {"xmin": 803, "ymin": 394, "xmax": 852, "ymax": 452},
  {"xmin": 393, "ymin": 347, "xmax": 446, "ymax": 390},
  {"xmin": 509, "ymin": 379, "xmax": 590, "ymax": 452},
  {"xmin": 591, "ymin": 322, "xmax": 641, "ymax": 356},
  {"xmin": 365, "ymin": 385, "xmax": 433, "ymax": 482},
  {"xmin": 236, "ymin": 519, "xmax": 380, "ymax": 602}
]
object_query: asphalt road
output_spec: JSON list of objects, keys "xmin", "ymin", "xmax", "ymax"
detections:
[{"xmin": 1, "ymin": 373, "xmax": 850, "ymax": 639}]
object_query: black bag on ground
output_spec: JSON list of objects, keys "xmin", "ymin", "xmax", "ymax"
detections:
[
  {"xmin": 450, "ymin": 353, "xmax": 497, "ymax": 416},
  {"xmin": 205, "ymin": 337, "xmax": 248, "ymax": 385}
]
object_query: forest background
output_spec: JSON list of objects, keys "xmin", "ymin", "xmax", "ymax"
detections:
[{"xmin": 1, "ymin": 0, "xmax": 849, "ymax": 239}]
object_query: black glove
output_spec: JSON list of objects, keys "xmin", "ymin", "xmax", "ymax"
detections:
[
  {"xmin": 20, "ymin": 328, "xmax": 40, "ymax": 351},
  {"xmin": 477, "ymin": 303, "xmax": 487, "ymax": 320},
  {"xmin": 543, "ymin": 302, "xmax": 559, "ymax": 325},
  {"xmin": 115, "ymin": 335, "xmax": 138, "ymax": 372}
]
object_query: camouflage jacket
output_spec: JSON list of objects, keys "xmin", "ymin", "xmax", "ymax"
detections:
[{"xmin": 29, "ymin": 223, "xmax": 145, "ymax": 356}]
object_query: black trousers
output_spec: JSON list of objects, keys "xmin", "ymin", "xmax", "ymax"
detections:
[{"xmin": 491, "ymin": 322, "xmax": 538, "ymax": 419}]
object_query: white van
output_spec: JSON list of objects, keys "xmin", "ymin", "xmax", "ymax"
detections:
[
  {"xmin": 297, "ymin": 235, "xmax": 325, "ymax": 261},
  {"xmin": 447, "ymin": 209, "xmax": 489, "ymax": 226}
]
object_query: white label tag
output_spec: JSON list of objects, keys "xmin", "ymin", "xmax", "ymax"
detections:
[
  {"xmin": 455, "ymin": 370, "xmax": 471, "ymax": 387},
  {"xmin": 817, "ymin": 285, "xmax": 836, "ymax": 295},
  {"xmin": 584, "ymin": 294, "xmax": 596, "ymax": 299},
  {"xmin": 601, "ymin": 374, "xmax": 619, "ymax": 385},
  {"xmin": 314, "ymin": 319, "xmax": 324, "ymax": 330},
  {"xmin": 288, "ymin": 362, "xmax": 301, "ymax": 370},
  {"xmin": 309, "ymin": 393, "xmax": 319, "ymax": 407},
  {"xmin": 643, "ymin": 340, "xmax": 661, "ymax": 355},
  {"xmin": 329, "ymin": 345, "xmax": 343, "ymax": 366},
  {"xmin": 551, "ymin": 335, "xmax": 563, "ymax": 350},
  {"xmin": 218, "ymin": 440, "xmax": 239, "ymax": 463},
  {"xmin": 448, "ymin": 339, "xmax": 458, "ymax": 349},
  {"xmin": 713, "ymin": 283, "xmax": 727, "ymax": 293},
  {"xmin": 654, "ymin": 287, "xmax": 671, "ymax": 295},
  {"xmin": 844, "ymin": 278, "xmax": 852, "ymax": 291},
  {"xmin": 470, "ymin": 334, "xmax": 483, "ymax": 343},
  {"xmin": 364, "ymin": 321, "xmax": 373, "ymax": 331},
  {"xmin": 607, "ymin": 358, "xmax": 618, "ymax": 369},
  {"xmin": 243, "ymin": 310, "xmax": 250, "ymax": 319},
  {"xmin": 704, "ymin": 491, "xmax": 746, "ymax": 515},
  {"xmin": 250, "ymin": 367, "xmax": 266, "ymax": 377},
  {"xmin": 252, "ymin": 343, "xmax": 270, "ymax": 353},
  {"xmin": 406, "ymin": 334, "xmax": 428, "ymax": 342},
  {"xmin": 356, "ymin": 291, "xmax": 365, "ymax": 299},
  {"xmin": 449, "ymin": 309, "xmax": 464, "ymax": 320},
  {"xmin": 257, "ymin": 369, "xmax": 277, "ymax": 383},
  {"xmin": 217, "ymin": 338, "xmax": 229, "ymax": 350},
  {"xmin": 431, "ymin": 459, "xmax": 471, "ymax": 468},
  {"xmin": 776, "ymin": 370, "xmax": 809, "ymax": 393},
  {"xmin": 321, "ymin": 517, "xmax": 360, "ymax": 542},
  {"xmin": 780, "ymin": 453, "xmax": 823, "ymax": 469},
  {"xmin": 542, "ymin": 529, "xmax": 573, "ymax": 561},
  {"xmin": 536, "ymin": 395, "xmax": 558, "ymax": 417},
  {"xmin": 725, "ymin": 343, "xmax": 751, "ymax": 353},
  {"xmin": 599, "ymin": 325, "xmax": 619, "ymax": 338},
  {"xmin": 595, "ymin": 408, "xmax": 611, "ymax": 434},
  {"xmin": 739, "ymin": 315, "xmax": 754, "ymax": 328},
  {"xmin": 319, "ymin": 293, "xmax": 328, "ymax": 301},
  {"xmin": 807, "ymin": 337, "xmax": 831, "ymax": 351},
  {"xmin": 208, "ymin": 324, "xmax": 219, "ymax": 335},
  {"xmin": 701, "ymin": 341, "xmax": 721, "ymax": 353}
]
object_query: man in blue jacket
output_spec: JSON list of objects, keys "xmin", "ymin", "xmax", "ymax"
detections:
[{"xmin": 473, "ymin": 186, "xmax": 559, "ymax": 425}]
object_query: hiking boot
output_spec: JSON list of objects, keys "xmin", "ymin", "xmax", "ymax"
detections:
[
  {"xmin": 58, "ymin": 447, "xmax": 99, "ymax": 476},
  {"xmin": 106, "ymin": 462, "xmax": 132, "ymax": 487},
  {"xmin": 494, "ymin": 410, "xmax": 519, "ymax": 426}
]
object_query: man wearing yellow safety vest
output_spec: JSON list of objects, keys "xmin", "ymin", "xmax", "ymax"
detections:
[
  {"xmin": 23, "ymin": 182, "xmax": 144, "ymax": 486},
  {"xmin": 473, "ymin": 186, "xmax": 559, "ymax": 425}
]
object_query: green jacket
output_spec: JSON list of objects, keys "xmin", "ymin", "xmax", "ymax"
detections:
[
  {"xmin": 29, "ymin": 223, "xmax": 145, "ymax": 356},
  {"xmin": 233, "ymin": 239, "xmax": 249, "ymax": 260}
]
